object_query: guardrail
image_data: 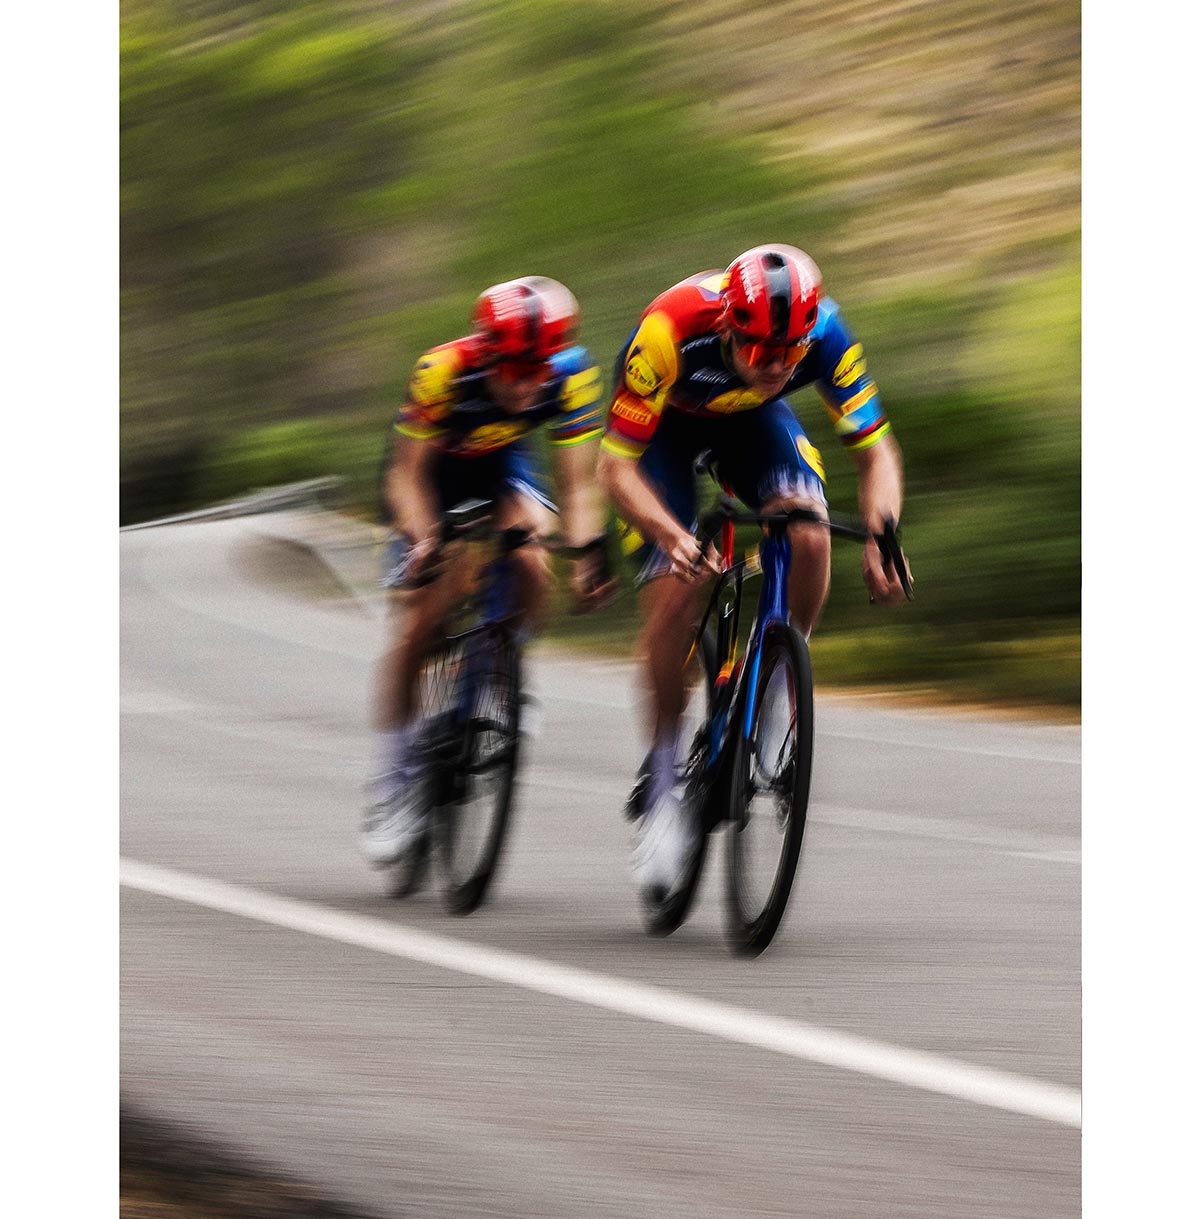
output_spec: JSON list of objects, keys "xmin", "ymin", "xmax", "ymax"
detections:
[{"xmin": 120, "ymin": 478, "xmax": 342, "ymax": 532}]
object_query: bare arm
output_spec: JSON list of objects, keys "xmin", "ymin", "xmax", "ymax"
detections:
[
  {"xmin": 850, "ymin": 432, "xmax": 910, "ymax": 602},
  {"xmin": 852, "ymin": 431, "xmax": 903, "ymax": 531},
  {"xmin": 597, "ymin": 448, "xmax": 719, "ymax": 582},
  {"xmin": 549, "ymin": 437, "xmax": 608, "ymax": 546},
  {"xmin": 549, "ymin": 437, "xmax": 618, "ymax": 608},
  {"xmin": 385, "ymin": 429, "xmax": 441, "ymax": 545}
]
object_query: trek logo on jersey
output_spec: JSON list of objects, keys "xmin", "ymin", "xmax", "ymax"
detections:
[
  {"xmin": 831, "ymin": 343, "xmax": 866, "ymax": 388},
  {"xmin": 625, "ymin": 346, "xmax": 662, "ymax": 396},
  {"xmin": 689, "ymin": 368, "xmax": 733, "ymax": 386},
  {"xmin": 612, "ymin": 397, "xmax": 655, "ymax": 428}
]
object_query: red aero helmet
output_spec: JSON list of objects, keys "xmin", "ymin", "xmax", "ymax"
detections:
[
  {"xmin": 720, "ymin": 245, "xmax": 823, "ymax": 344},
  {"xmin": 471, "ymin": 276, "xmax": 580, "ymax": 365}
]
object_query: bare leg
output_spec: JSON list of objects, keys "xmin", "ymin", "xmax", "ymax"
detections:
[
  {"xmin": 494, "ymin": 493, "xmax": 555, "ymax": 637},
  {"xmin": 637, "ymin": 574, "xmax": 712, "ymax": 749},
  {"xmin": 373, "ymin": 568, "xmax": 467, "ymax": 732}
]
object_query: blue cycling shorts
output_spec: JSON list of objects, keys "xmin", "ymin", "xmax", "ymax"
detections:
[
  {"xmin": 381, "ymin": 441, "xmax": 556, "ymax": 587},
  {"xmin": 625, "ymin": 400, "xmax": 827, "ymax": 584}
]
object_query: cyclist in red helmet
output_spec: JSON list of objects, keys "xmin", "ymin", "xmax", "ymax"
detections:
[
  {"xmin": 598, "ymin": 245, "xmax": 911, "ymax": 892},
  {"xmin": 363, "ymin": 276, "xmax": 613, "ymax": 865}
]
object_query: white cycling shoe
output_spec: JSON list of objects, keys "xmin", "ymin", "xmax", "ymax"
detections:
[
  {"xmin": 631, "ymin": 785, "xmax": 697, "ymax": 897},
  {"xmin": 359, "ymin": 777, "xmax": 428, "ymax": 866}
]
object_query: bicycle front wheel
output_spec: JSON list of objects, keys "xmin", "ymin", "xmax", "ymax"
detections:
[
  {"xmin": 724, "ymin": 622, "xmax": 814, "ymax": 956},
  {"xmin": 640, "ymin": 626, "xmax": 716, "ymax": 937},
  {"xmin": 437, "ymin": 628, "xmax": 522, "ymax": 915}
]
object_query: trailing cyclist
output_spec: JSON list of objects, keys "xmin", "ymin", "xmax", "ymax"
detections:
[
  {"xmin": 362, "ymin": 276, "xmax": 613, "ymax": 866},
  {"xmin": 596, "ymin": 244, "xmax": 912, "ymax": 895}
]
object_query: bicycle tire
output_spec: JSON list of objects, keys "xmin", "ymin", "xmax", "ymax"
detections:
[
  {"xmin": 641, "ymin": 627, "xmax": 717, "ymax": 937},
  {"xmin": 383, "ymin": 827, "xmax": 432, "ymax": 898},
  {"xmin": 437, "ymin": 628, "xmax": 522, "ymax": 915},
  {"xmin": 724, "ymin": 622, "xmax": 814, "ymax": 956}
]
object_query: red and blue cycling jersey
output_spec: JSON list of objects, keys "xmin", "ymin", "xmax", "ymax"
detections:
[
  {"xmin": 602, "ymin": 271, "xmax": 891, "ymax": 473},
  {"xmin": 395, "ymin": 335, "xmax": 604, "ymax": 457}
]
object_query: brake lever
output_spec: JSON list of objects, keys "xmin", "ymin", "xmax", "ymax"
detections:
[
  {"xmin": 873, "ymin": 518, "xmax": 914, "ymax": 601},
  {"xmin": 696, "ymin": 497, "xmax": 737, "ymax": 554}
]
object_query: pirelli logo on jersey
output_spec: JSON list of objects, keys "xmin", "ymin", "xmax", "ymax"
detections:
[
  {"xmin": 625, "ymin": 347, "xmax": 662, "ymax": 396},
  {"xmin": 612, "ymin": 396, "xmax": 655, "ymax": 429},
  {"xmin": 831, "ymin": 343, "xmax": 866, "ymax": 389}
]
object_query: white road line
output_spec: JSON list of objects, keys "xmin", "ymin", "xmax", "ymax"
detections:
[
  {"xmin": 121, "ymin": 857, "xmax": 1081, "ymax": 1129},
  {"xmin": 121, "ymin": 683, "xmax": 1077, "ymax": 861},
  {"xmin": 810, "ymin": 803, "xmax": 1080, "ymax": 859},
  {"xmin": 523, "ymin": 771, "xmax": 1080, "ymax": 859},
  {"xmin": 531, "ymin": 683, "xmax": 1079, "ymax": 765},
  {"xmin": 532, "ymin": 686, "xmax": 1081, "ymax": 765},
  {"xmin": 816, "ymin": 728, "xmax": 1080, "ymax": 766},
  {"xmin": 126, "ymin": 524, "xmax": 1079, "ymax": 767}
]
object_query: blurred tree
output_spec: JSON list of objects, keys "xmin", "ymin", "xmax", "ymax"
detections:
[
  {"xmin": 121, "ymin": 2, "xmax": 420, "ymax": 516},
  {"xmin": 119, "ymin": 0, "xmax": 1080, "ymax": 703}
]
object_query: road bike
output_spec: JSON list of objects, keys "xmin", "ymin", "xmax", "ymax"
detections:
[
  {"xmin": 384, "ymin": 499, "xmax": 608, "ymax": 912},
  {"xmin": 633, "ymin": 459, "xmax": 911, "ymax": 955},
  {"xmin": 384, "ymin": 499, "xmax": 542, "ymax": 914}
]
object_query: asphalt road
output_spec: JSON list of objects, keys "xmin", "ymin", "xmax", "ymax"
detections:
[{"xmin": 121, "ymin": 514, "xmax": 1081, "ymax": 1218}]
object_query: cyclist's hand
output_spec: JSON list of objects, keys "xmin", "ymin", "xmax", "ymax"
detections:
[
  {"xmin": 570, "ymin": 559, "xmax": 618, "ymax": 613},
  {"xmin": 863, "ymin": 537, "xmax": 913, "ymax": 604},
  {"xmin": 667, "ymin": 531, "xmax": 720, "ymax": 584},
  {"xmin": 569, "ymin": 536, "xmax": 618, "ymax": 613},
  {"xmin": 404, "ymin": 534, "xmax": 446, "ymax": 587}
]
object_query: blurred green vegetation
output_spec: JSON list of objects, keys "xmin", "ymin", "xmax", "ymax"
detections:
[{"xmin": 121, "ymin": 0, "xmax": 1080, "ymax": 708}]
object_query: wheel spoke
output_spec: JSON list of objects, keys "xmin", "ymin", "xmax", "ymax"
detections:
[{"xmin": 725, "ymin": 625, "xmax": 813, "ymax": 956}]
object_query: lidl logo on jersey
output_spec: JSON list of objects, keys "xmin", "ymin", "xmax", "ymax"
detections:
[
  {"xmin": 410, "ymin": 350, "xmax": 456, "ymax": 407},
  {"xmin": 831, "ymin": 343, "xmax": 866, "ymax": 388},
  {"xmin": 795, "ymin": 435, "xmax": 826, "ymax": 481},
  {"xmin": 625, "ymin": 347, "xmax": 662, "ymax": 395},
  {"xmin": 562, "ymin": 368, "xmax": 602, "ymax": 412}
]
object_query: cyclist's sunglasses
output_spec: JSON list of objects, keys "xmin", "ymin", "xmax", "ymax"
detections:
[
  {"xmin": 730, "ymin": 331, "xmax": 811, "ymax": 369},
  {"xmin": 490, "ymin": 356, "xmax": 552, "ymax": 384}
]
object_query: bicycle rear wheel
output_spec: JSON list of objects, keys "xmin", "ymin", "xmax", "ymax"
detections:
[
  {"xmin": 437, "ymin": 628, "xmax": 522, "ymax": 915},
  {"xmin": 724, "ymin": 622, "xmax": 813, "ymax": 956},
  {"xmin": 640, "ymin": 627, "xmax": 716, "ymax": 936}
]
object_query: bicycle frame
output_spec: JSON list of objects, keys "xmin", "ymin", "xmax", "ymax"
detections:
[
  {"xmin": 444, "ymin": 542, "xmax": 520, "ymax": 744},
  {"xmin": 694, "ymin": 517, "xmax": 793, "ymax": 784}
]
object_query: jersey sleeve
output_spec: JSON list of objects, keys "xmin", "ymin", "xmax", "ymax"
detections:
[
  {"xmin": 813, "ymin": 302, "xmax": 891, "ymax": 451},
  {"xmin": 546, "ymin": 346, "xmax": 605, "ymax": 447},
  {"xmin": 600, "ymin": 309, "xmax": 680, "ymax": 459},
  {"xmin": 394, "ymin": 346, "xmax": 460, "ymax": 443}
]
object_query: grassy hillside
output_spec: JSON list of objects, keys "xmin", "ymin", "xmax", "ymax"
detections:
[{"xmin": 120, "ymin": 0, "xmax": 1080, "ymax": 705}]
